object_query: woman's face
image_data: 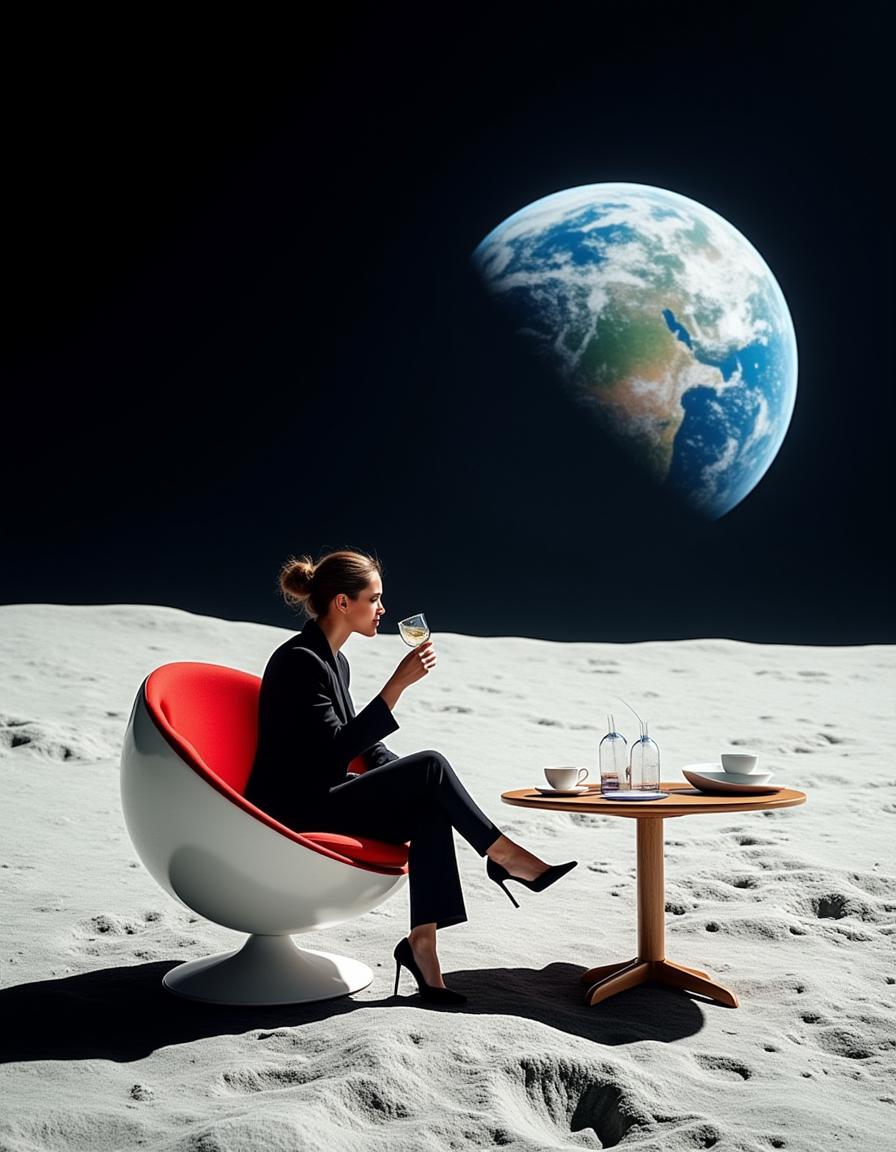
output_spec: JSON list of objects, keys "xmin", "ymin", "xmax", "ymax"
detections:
[{"xmin": 346, "ymin": 572, "xmax": 385, "ymax": 637}]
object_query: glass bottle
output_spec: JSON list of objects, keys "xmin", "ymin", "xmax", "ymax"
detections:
[
  {"xmin": 599, "ymin": 714, "xmax": 628, "ymax": 794},
  {"xmin": 629, "ymin": 719, "xmax": 660, "ymax": 791}
]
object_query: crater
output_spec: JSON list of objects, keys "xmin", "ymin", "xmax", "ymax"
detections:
[
  {"xmin": 77, "ymin": 912, "xmax": 145, "ymax": 937},
  {"xmin": 812, "ymin": 894, "xmax": 849, "ymax": 920},
  {"xmin": 346, "ymin": 1075, "xmax": 414, "ymax": 1119},
  {"xmin": 0, "ymin": 720, "xmax": 108, "ymax": 761},
  {"xmin": 685, "ymin": 1123, "xmax": 723, "ymax": 1148},
  {"xmin": 812, "ymin": 1027, "xmax": 880, "ymax": 1060},
  {"xmin": 510, "ymin": 1055, "xmax": 650, "ymax": 1149},
  {"xmin": 701, "ymin": 916, "xmax": 798, "ymax": 940},
  {"xmin": 221, "ymin": 1064, "xmax": 311, "ymax": 1093},
  {"xmin": 693, "ymin": 1053, "xmax": 753, "ymax": 1081}
]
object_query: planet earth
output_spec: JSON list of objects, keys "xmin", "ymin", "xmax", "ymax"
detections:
[{"xmin": 471, "ymin": 183, "xmax": 798, "ymax": 519}]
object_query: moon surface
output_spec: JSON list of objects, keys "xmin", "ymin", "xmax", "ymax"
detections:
[{"xmin": 2, "ymin": 603, "xmax": 894, "ymax": 1150}]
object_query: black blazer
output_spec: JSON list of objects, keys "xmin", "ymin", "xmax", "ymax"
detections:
[{"xmin": 244, "ymin": 615, "xmax": 400, "ymax": 821}]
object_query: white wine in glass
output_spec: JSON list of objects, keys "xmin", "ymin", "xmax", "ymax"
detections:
[{"xmin": 398, "ymin": 613, "xmax": 430, "ymax": 647}]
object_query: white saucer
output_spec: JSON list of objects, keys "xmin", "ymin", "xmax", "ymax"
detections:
[
  {"xmin": 534, "ymin": 784, "xmax": 590, "ymax": 796},
  {"xmin": 602, "ymin": 789, "xmax": 668, "ymax": 802},
  {"xmin": 682, "ymin": 769, "xmax": 780, "ymax": 795}
]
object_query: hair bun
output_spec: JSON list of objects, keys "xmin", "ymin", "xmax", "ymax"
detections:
[{"xmin": 279, "ymin": 555, "xmax": 315, "ymax": 603}]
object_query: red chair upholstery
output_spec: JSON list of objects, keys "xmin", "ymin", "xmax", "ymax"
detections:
[{"xmin": 145, "ymin": 662, "xmax": 408, "ymax": 873}]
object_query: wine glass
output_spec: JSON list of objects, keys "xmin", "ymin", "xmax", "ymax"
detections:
[{"xmin": 398, "ymin": 613, "xmax": 430, "ymax": 647}]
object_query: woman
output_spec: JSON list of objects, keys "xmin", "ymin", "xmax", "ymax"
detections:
[{"xmin": 245, "ymin": 548, "xmax": 578, "ymax": 1006}]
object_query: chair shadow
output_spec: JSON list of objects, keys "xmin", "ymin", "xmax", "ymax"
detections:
[{"xmin": 0, "ymin": 958, "xmax": 711, "ymax": 1063}]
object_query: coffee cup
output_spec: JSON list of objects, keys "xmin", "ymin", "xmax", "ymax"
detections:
[
  {"xmin": 544, "ymin": 766, "xmax": 589, "ymax": 790},
  {"xmin": 720, "ymin": 752, "xmax": 760, "ymax": 774}
]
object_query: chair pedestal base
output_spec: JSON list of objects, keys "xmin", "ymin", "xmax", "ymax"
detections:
[{"xmin": 162, "ymin": 932, "xmax": 374, "ymax": 1006}]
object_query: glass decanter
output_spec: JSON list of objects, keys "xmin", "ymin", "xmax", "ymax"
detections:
[
  {"xmin": 599, "ymin": 714, "xmax": 628, "ymax": 794},
  {"xmin": 617, "ymin": 695, "xmax": 661, "ymax": 791},
  {"xmin": 629, "ymin": 720, "xmax": 660, "ymax": 791}
]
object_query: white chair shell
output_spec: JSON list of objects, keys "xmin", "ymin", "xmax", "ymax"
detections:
[{"xmin": 119, "ymin": 667, "xmax": 408, "ymax": 1005}]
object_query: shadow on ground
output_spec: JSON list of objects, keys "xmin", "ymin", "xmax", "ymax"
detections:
[{"xmin": 0, "ymin": 958, "xmax": 712, "ymax": 1063}]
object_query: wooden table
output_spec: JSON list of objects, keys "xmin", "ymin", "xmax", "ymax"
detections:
[{"xmin": 500, "ymin": 781, "xmax": 807, "ymax": 1008}]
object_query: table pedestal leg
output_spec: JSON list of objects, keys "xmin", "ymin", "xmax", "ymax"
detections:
[
  {"xmin": 579, "ymin": 958, "xmax": 638, "ymax": 986},
  {"xmin": 581, "ymin": 818, "xmax": 739, "ymax": 1008}
]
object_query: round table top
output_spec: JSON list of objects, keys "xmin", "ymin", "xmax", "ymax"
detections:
[{"xmin": 500, "ymin": 781, "xmax": 807, "ymax": 818}]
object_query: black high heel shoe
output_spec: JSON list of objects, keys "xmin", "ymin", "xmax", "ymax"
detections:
[
  {"xmin": 392, "ymin": 937, "xmax": 467, "ymax": 1005},
  {"xmin": 486, "ymin": 856, "xmax": 578, "ymax": 908}
]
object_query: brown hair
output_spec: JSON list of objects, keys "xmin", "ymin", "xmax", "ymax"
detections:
[{"xmin": 278, "ymin": 548, "xmax": 383, "ymax": 620}]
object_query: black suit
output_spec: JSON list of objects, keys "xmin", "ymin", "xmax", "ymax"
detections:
[{"xmin": 245, "ymin": 616, "xmax": 502, "ymax": 930}]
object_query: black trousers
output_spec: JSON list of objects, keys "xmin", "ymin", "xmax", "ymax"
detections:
[{"xmin": 300, "ymin": 749, "xmax": 503, "ymax": 931}]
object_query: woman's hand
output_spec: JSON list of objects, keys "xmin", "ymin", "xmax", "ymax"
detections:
[
  {"xmin": 379, "ymin": 640, "xmax": 436, "ymax": 710},
  {"xmin": 395, "ymin": 639, "xmax": 436, "ymax": 687}
]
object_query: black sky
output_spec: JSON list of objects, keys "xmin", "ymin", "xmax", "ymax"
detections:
[{"xmin": 3, "ymin": 6, "xmax": 893, "ymax": 643}]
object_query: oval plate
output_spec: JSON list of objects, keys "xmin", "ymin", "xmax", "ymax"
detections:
[{"xmin": 682, "ymin": 769, "xmax": 780, "ymax": 795}]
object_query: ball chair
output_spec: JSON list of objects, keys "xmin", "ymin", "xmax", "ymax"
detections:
[{"xmin": 119, "ymin": 661, "xmax": 409, "ymax": 1006}]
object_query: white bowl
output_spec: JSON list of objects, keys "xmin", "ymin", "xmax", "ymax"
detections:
[{"xmin": 721, "ymin": 752, "xmax": 760, "ymax": 774}]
